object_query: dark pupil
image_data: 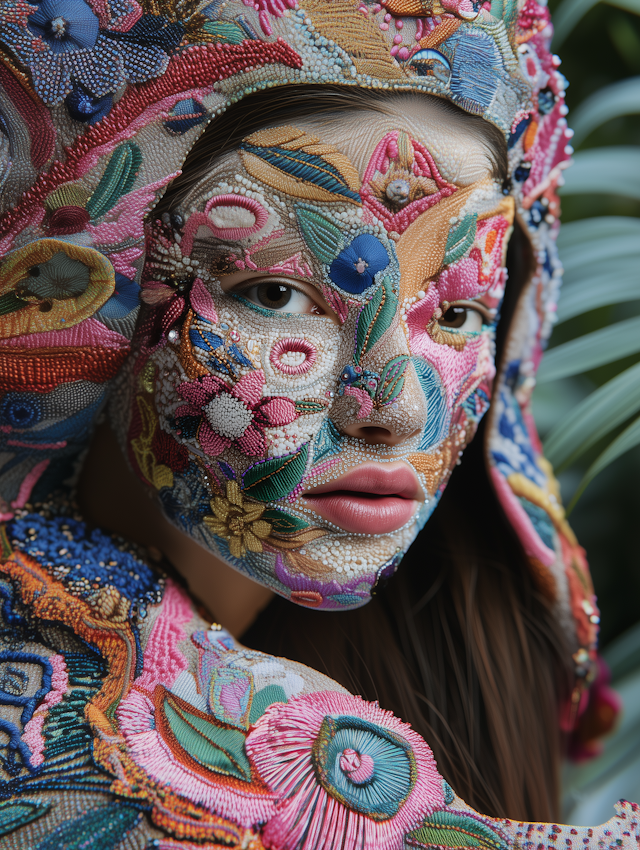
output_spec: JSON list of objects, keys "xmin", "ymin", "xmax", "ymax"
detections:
[
  {"xmin": 14, "ymin": 406, "xmax": 31, "ymax": 423},
  {"xmin": 257, "ymin": 283, "xmax": 291, "ymax": 310},
  {"xmin": 441, "ymin": 306, "xmax": 467, "ymax": 328}
]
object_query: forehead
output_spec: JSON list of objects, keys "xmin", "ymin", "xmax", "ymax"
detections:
[
  {"xmin": 298, "ymin": 96, "xmax": 499, "ymax": 185},
  {"xmin": 185, "ymin": 94, "xmax": 499, "ymax": 202}
]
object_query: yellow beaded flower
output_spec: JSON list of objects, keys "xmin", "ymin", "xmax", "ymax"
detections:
[{"xmin": 204, "ymin": 481, "xmax": 272, "ymax": 558}]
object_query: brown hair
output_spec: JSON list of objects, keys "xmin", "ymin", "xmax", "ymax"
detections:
[{"xmin": 159, "ymin": 88, "xmax": 572, "ymax": 821}]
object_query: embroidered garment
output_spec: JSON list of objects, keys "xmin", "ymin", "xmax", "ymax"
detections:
[
  {"xmin": 0, "ymin": 0, "xmax": 634, "ymax": 845},
  {"xmin": 0, "ymin": 509, "xmax": 637, "ymax": 848}
]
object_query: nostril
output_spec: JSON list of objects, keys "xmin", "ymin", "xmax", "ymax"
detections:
[
  {"xmin": 358, "ymin": 426, "xmax": 394, "ymax": 445},
  {"xmin": 341, "ymin": 424, "xmax": 414, "ymax": 446}
]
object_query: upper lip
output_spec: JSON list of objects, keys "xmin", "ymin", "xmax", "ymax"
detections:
[{"xmin": 302, "ymin": 463, "xmax": 424, "ymax": 502}]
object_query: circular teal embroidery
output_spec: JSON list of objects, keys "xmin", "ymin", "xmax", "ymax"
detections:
[{"xmin": 312, "ymin": 714, "xmax": 416, "ymax": 820}]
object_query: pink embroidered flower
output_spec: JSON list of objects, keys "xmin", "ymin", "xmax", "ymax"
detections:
[
  {"xmin": 242, "ymin": 0, "xmax": 297, "ymax": 36},
  {"xmin": 174, "ymin": 369, "xmax": 297, "ymax": 457},
  {"xmin": 245, "ymin": 690, "xmax": 445, "ymax": 850}
]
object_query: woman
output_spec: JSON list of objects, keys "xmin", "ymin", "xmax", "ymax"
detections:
[{"xmin": 0, "ymin": 0, "xmax": 631, "ymax": 846}]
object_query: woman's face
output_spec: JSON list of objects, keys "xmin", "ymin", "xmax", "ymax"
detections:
[{"xmin": 120, "ymin": 97, "xmax": 512, "ymax": 609}]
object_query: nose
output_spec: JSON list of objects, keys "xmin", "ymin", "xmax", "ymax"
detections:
[{"xmin": 336, "ymin": 326, "xmax": 429, "ymax": 447}]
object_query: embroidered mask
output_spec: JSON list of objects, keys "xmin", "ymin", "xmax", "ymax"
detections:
[{"xmin": 118, "ymin": 104, "xmax": 513, "ymax": 609}]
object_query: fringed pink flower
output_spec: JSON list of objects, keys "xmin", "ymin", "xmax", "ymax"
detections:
[
  {"xmin": 174, "ymin": 369, "xmax": 297, "ymax": 457},
  {"xmin": 245, "ymin": 690, "xmax": 445, "ymax": 850}
]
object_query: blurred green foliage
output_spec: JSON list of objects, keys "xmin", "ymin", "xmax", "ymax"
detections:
[{"xmin": 532, "ymin": 0, "xmax": 640, "ymax": 645}]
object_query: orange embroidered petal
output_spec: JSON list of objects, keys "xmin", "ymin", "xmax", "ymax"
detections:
[{"xmin": 0, "ymin": 239, "xmax": 115, "ymax": 339}]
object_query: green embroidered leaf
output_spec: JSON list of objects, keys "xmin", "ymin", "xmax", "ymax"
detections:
[
  {"xmin": 377, "ymin": 355, "xmax": 410, "ymax": 405},
  {"xmin": 263, "ymin": 508, "xmax": 310, "ymax": 534},
  {"xmin": 407, "ymin": 810, "xmax": 508, "ymax": 850},
  {"xmin": 202, "ymin": 20, "xmax": 246, "ymax": 43},
  {"xmin": 355, "ymin": 277, "xmax": 397, "ymax": 365},
  {"xmin": 164, "ymin": 694, "xmax": 252, "ymax": 781},
  {"xmin": 0, "ymin": 291, "xmax": 26, "ymax": 316},
  {"xmin": 443, "ymin": 214, "xmax": 478, "ymax": 266},
  {"xmin": 295, "ymin": 399, "xmax": 327, "ymax": 416},
  {"xmin": 295, "ymin": 207, "xmax": 344, "ymax": 263},
  {"xmin": 312, "ymin": 417, "xmax": 343, "ymax": 464},
  {"xmin": 35, "ymin": 804, "xmax": 140, "ymax": 850},
  {"xmin": 242, "ymin": 140, "xmax": 361, "ymax": 203},
  {"xmin": 242, "ymin": 444, "xmax": 309, "ymax": 502},
  {"xmin": 249, "ymin": 684, "xmax": 288, "ymax": 724},
  {"xmin": 0, "ymin": 800, "xmax": 51, "ymax": 838},
  {"xmin": 86, "ymin": 143, "xmax": 143, "ymax": 220}
]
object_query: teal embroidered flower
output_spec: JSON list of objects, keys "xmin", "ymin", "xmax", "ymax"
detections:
[{"xmin": 246, "ymin": 690, "xmax": 445, "ymax": 850}]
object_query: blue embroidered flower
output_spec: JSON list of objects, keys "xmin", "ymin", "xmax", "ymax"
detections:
[
  {"xmin": 27, "ymin": 0, "xmax": 99, "ymax": 54},
  {"xmin": 0, "ymin": 1, "xmax": 173, "ymax": 106},
  {"xmin": 328, "ymin": 234, "xmax": 389, "ymax": 295},
  {"xmin": 65, "ymin": 85, "xmax": 113, "ymax": 125}
]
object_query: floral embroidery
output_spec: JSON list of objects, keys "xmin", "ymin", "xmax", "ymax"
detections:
[
  {"xmin": 0, "ymin": 0, "xmax": 610, "ymax": 840},
  {"xmin": 328, "ymin": 234, "xmax": 390, "ymax": 295},
  {"xmin": 173, "ymin": 370, "xmax": 298, "ymax": 458},
  {"xmin": 245, "ymin": 690, "xmax": 445, "ymax": 850},
  {"xmin": 361, "ymin": 131, "xmax": 457, "ymax": 234},
  {"xmin": 27, "ymin": 0, "xmax": 100, "ymax": 54},
  {"xmin": 0, "ymin": 0, "xmax": 175, "ymax": 106},
  {"xmin": 204, "ymin": 480, "xmax": 272, "ymax": 558}
]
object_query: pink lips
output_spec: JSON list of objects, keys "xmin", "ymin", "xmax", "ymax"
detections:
[{"xmin": 302, "ymin": 464, "xmax": 422, "ymax": 535}]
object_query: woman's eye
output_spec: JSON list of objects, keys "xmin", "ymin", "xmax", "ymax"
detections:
[
  {"xmin": 438, "ymin": 305, "xmax": 483, "ymax": 333},
  {"xmin": 243, "ymin": 281, "xmax": 323, "ymax": 314}
]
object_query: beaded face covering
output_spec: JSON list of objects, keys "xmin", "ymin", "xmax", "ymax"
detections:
[
  {"xmin": 119, "ymin": 112, "xmax": 512, "ymax": 607},
  {"xmin": 0, "ymin": 0, "xmax": 597, "ymax": 704}
]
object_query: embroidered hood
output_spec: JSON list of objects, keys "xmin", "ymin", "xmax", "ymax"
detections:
[{"xmin": 0, "ymin": 0, "xmax": 596, "ymax": 687}]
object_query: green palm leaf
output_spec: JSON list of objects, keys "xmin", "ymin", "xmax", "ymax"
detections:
[
  {"xmin": 567, "ymin": 415, "xmax": 640, "ymax": 509},
  {"xmin": 559, "ymin": 147, "xmax": 640, "ymax": 200},
  {"xmin": 557, "ymin": 216, "xmax": 640, "ymax": 250},
  {"xmin": 570, "ymin": 77, "xmax": 640, "ymax": 145},
  {"xmin": 559, "ymin": 231, "xmax": 640, "ymax": 273},
  {"xmin": 543, "ymin": 361, "xmax": 640, "ymax": 469},
  {"xmin": 552, "ymin": 0, "xmax": 640, "ymax": 46},
  {"xmin": 555, "ymin": 260, "xmax": 639, "ymax": 323},
  {"xmin": 538, "ymin": 316, "xmax": 640, "ymax": 382}
]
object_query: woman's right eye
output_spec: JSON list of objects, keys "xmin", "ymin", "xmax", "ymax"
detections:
[{"xmin": 242, "ymin": 281, "xmax": 325, "ymax": 315}]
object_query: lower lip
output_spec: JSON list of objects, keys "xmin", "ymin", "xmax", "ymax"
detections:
[{"xmin": 302, "ymin": 492, "xmax": 418, "ymax": 534}]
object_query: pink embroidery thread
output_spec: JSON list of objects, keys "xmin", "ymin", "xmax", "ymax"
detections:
[
  {"xmin": 136, "ymin": 580, "xmax": 192, "ymax": 691},
  {"xmin": 22, "ymin": 654, "xmax": 69, "ymax": 767},
  {"xmin": 270, "ymin": 338, "xmax": 317, "ymax": 375}
]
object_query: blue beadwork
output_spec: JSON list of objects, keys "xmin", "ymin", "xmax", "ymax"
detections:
[{"xmin": 6, "ymin": 512, "xmax": 163, "ymax": 618}]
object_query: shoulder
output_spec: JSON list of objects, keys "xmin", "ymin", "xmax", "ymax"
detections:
[
  {"xmin": 0, "ymin": 507, "xmax": 637, "ymax": 849},
  {"xmin": 0, "ymin": 505, "xmax": 351, "ymax": 847}
]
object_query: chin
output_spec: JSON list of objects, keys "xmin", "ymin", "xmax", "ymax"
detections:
[{"xmin": 203, "ymin": 512, "xmax": 426, "ymax": 611}]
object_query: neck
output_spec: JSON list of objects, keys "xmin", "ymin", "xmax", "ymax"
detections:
[{"xmin": 76, "ymin": 422, "xmax": 274, "ymax": 637}]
